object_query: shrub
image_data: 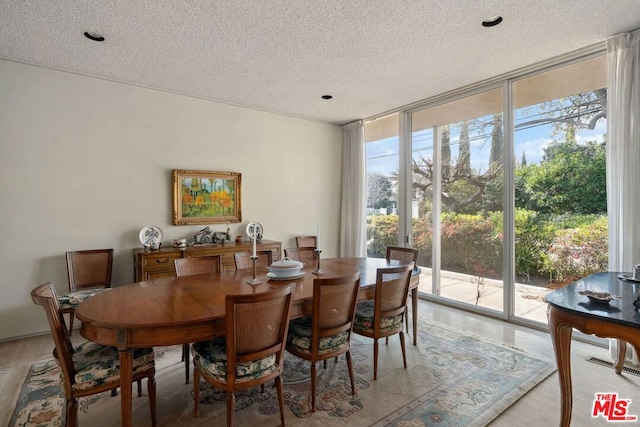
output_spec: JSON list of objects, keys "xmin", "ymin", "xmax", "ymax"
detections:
[
  {"xmin": 366, "ymin": 215, "xmax": 399, "ymax": 258},
  {"xmin": 514, "ymin": 209, "xmax": 556, "ymax": 281},
  {"xmin": 366, "ymin": 212, "xmax": 607, "ymax": 286},
  {"xmin": 543, "ymin": 215, "xmax": 608, "ymax": 284},
  {"xmin": 439, "ymin": 212, "xmax": 502, "ymax": 277}
]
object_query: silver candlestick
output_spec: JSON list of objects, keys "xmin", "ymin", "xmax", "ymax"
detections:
[
  {"xmin": 312, "ymin": 249, "xmax": 324, "ymax": 275},
  {"xmin": 246, "ymin": 256, "xmax": 262, "ymax": 285}
]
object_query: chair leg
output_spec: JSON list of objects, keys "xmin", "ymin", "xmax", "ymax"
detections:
[
  {"xmin": 66, "ymin": 397, "xmax": 78, "ymax": 427},
  {"xmin": 137, "ymin": 380, "xmax": 142, "ymax": 397},
  {"xmin": 399, "ymin": 331, "xmax": 407, "ymax": 369},
  {"xmin": 310, "ymin": 362, "xmax": 317, "ymax": 412},
  {"xmin": 184, "ymin": 343, "xmax": 190, "ymax": 384},
  {"xmin": 276, "ymin": 376, "xmax": 286, "ymax": 426},
  {"xmin": 68, "ymin": 311, "xmax": 75, "ymax": 336},
  {"xmin": 147, "ymin": 369, "xmax": 157, "ymax": 427},
  {"xmin": 226, "ymin": 392, "xmax": 235, "ymax": 427},
  {"xmin": 193, "ymin": 369, "xmax": 200, "ymax": 418},
  {"xmin": 405, "ymin": 302, "xmax": 409, "ymax": 333},
  {"xmin": 373, "ymin": 339, "xmax": 379, "ymax": 380},
  {"xmin": 345, "ymin": 350, "xmax": 356, "ymax": 397}
]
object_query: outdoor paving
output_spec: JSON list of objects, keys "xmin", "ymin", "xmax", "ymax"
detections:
[{"xmin": 416, "ymin": 268, "xmax": 550, "ymax": 323}]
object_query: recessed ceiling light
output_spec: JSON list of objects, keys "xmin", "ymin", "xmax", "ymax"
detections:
[
  {"xmin": 482, "ymin": 16, "xmax": 503, "ymax": 27},
  {"xmin": 83, "ymin": 31, "xmax": 105, "ymax": 42},
  {"xmin": 321, "ymin": 95, "xmax": 333, "ymax": 100}
]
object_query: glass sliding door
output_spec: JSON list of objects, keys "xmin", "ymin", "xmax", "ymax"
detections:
[
  {"xmin": 512, "ymin": 55, "xmax": 608, "ymax": 324},
  {"xmin": 410, "ymin": 88, "xmax": 505, "ymax": 313}
]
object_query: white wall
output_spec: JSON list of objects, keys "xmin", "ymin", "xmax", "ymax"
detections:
[{"xmin": 0, "ymin": 60, "xmax": 343, "ymax": 341}]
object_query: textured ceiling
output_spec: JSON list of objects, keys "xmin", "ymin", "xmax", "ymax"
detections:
[{"xmin": 1, "ymin": 1, "xmax": 640, "ymax": 125}]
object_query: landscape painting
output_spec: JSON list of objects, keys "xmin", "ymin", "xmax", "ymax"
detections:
[{"xmin": 173, "ymin": 170, "xmax": 242, "ymax": 225}]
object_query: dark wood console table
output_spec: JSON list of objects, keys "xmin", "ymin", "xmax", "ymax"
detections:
[
  {"xmin": 132, "ymin": 239, "xmax": 281, "ymax": 281},
  {"xmin": 546, "ymin": 272, "xmax": 640, "ymax": 426}
]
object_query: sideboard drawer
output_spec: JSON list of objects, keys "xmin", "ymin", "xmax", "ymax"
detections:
[{"xmin": 142, "ymin": 252, "xmax": 181, "ymax": 270}]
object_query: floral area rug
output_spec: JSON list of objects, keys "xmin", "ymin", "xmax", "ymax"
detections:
[{"xmin": 9, "ymin": 319, "xmax": 555, "ymax": 427}]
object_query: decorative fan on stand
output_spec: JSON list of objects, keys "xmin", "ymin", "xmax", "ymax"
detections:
[{"xmin": 246, "ymin": 222, "xmax": 263, "ymax": 242}]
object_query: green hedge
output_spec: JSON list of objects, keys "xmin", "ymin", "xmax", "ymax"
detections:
[{"xmin": 366, "ymin": 210, "xmax": 608, "ymax": 285}]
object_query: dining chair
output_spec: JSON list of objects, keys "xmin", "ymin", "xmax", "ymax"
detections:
[
  {"xmin": 191, "ymin": 283, "xmax": 295, "ymax": 426},
  {"xmin": 353, "ymin": 263, "xmax": 413, "ymax": 380},
  {"xmin": 174, "ymin": 255, "xmax": 223, "ymax": 384},
  {"xmin": 284, "ymin": 247, "xmax": 317, "ymax": 265},
  {"xmin": 295, "ymin": 235, "xmax": 317, "ymax": 248},
  {"xmin": 386, "ymin": 246, "xmax": 419, "ymax": 334},
  {"xmin": 233, "ymin": 250, "xmax": 273, "ymax": 270},
  {"xmin": 59, "ymin": 248, "xmax": 113, "ymax": 335},
  {"xmin": 31, "ymin": 282, "xmax": 157, "ymax": 427},
  {"xmin": 285, "ymin": 272, "xmax": 361, "ymax": 412},
  {"xmin": 174, "ymin": 255, "xmax": 222, "ymax": 276}
]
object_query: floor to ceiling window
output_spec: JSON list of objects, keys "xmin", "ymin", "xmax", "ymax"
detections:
[
  {"xmin": 364, "ymin": 50, "xmax": 608, "ymax": 326},
  {"xmin": 512, "ymin": 55, "xmax": 607, "ymax": 323},
  {"xmin": 409, "ymin": 87, "xmax": 505, "ymax": 314},
  {"xmin": 364, "ymin": 113, "xmax": 400, "ymax": 259}
]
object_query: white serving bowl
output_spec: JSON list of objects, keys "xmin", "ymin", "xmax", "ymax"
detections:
[{"xmin": 268, "ymin": 257, "xmax": 304, "ymax": 277}]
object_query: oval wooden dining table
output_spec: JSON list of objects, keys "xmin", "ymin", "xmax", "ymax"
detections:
[{"xmin": 76, "ymin": 257, "xmax": 419, "ymax": 427}]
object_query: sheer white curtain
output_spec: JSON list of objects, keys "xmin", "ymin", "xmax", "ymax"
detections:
[
  {"xmin": 340, "ymin": 120, "xmax": 367, "ymax": 257},
  {"xmin": 606, "ymin": 28, "xmax": 640, "ymax": 365}
]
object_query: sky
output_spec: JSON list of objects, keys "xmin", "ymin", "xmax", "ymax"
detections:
[{"xmin": 366, "ymin": 110, "xmax": 607, "ymax": 177}]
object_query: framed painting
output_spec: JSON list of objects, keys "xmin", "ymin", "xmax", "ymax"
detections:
[{"xmin": 173, "ymin": 170, "xmax": 242, "ymax": 225}]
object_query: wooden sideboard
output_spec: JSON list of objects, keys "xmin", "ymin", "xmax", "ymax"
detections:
[{"xmin": 133, "ymin": 240, "xmax": 282, "ymax": 281}]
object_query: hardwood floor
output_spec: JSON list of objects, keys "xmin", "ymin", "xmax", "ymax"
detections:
[{"xmin": 2, "ymin": 299, "xmax": 638, "ymax": 426}]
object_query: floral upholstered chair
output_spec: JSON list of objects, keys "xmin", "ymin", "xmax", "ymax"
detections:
[
  {"xmin": 31, "ymin": 282, "xmax": 157, "ymax": 427},
  {"xmin": 191, "ymin": 283, "xmax": 295, "ymax": 426},
  {"xmin": 353, "ymin": 263, "xmax": 413, "ymax": 380},
  {"xmin": 174, "ymin": 255, "xmax": 222, "ymax": 277},
  {"xmin": 174, "ymin": 255, "xmax": 223, "ymax": 384},
  {"xmin": 58, "ymin": 249, "xmax": 113, "ymax": 335},
  {"xmin": 285, "ymin": 272, "xmax": 361, "ymax": 412},
  {"xmin": 386, "ymin": 246, "xmax": 419, "ymax": 333},
  {"xmin": 233, "ymin": 250, "xmax": 273, "ymax": 270},
  {"xmin": 284, "ymin": 247, "xmax": 317, "ymax": 265},
  {"xmin": 295, "ymin": 235, "xmax": 317, "ymax": 248}
]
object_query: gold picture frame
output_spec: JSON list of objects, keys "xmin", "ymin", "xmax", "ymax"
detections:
[{"xmin": 173, "ymin": 170, "xmax": 242, "ymax": 225}]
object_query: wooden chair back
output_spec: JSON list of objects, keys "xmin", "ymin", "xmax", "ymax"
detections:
[
  {"xmin": 386, "ymin": 246, "xmax": 418, "ymax": 267},
  {"xmin": 193, "ymin": 283, "xmax": 295, "ymax": 425},
  {"xmin": 233, "ymin": 250, "xmax": 273, "ymax": 270},
  {"xmin": 31, "ymin": 282, "xmax": 76, "ymax": 396},
  {"xmin": 295, "ymin": 235, "xmax": 317, "ymax": 248},
  {"xmin": 224, "ymin": 283, "xmax": 295, "ymax": 389},
  {"xmin": 284, "ymin": 247, "xmax": 317, "ymax": 265},
  {"xmin": 66, "ymin": 249, "xmax": 113, "ymax": 292},
  {"xmin": 311, "ymin": 272, "xmax": 361, "ymax": 359},
  {"xmin": 174, "ymin": 255, "xmax": 222, "ymax": 277},
  {"xmin": 373, "ymin": 264, "xmax": 414, "ymax": 336}
]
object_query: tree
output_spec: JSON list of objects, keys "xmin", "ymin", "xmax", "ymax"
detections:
[
  {"xmin": 408, "ymin": 116, "xmax": 500, "ymax": 214},
  {"xmin": 458, "ymin": 121, "xmax": 471, "ymax": 175},
  {"xmin": 516, "ymin": 89, "xmax": 606, "ymax": 141},
  {"xmin": 367, "ymin": 173, "xmax": 393, "ymax": 209},
  {"xmin": 515, "ymin": 140, "xmax": 606, "ymax": 214},
  {"xmin": 489, "ymin": 113, "xmax": 503, "ymax": 171}
]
